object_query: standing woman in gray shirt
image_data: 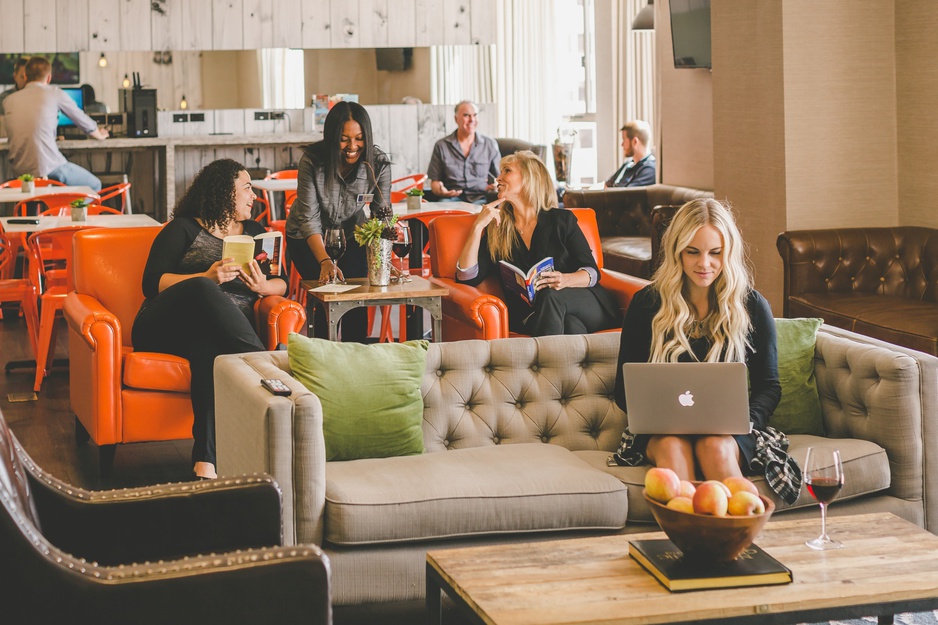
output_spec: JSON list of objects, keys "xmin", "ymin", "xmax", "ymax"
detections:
[{"xmin": 286, "ymin": 101, "xmax": 391, "ymax": 342}]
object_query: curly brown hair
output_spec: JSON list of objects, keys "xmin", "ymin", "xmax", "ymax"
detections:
[{"xmin": 173, "ymin": 158, "xmax": 246, "ymax": 232}]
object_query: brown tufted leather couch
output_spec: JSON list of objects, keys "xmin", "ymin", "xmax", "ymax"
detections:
[
  {"xmin": 777, "ymin": 227, "xmax": 938, "ymax": 355},
  {"xmin": 562, "ymin": 184, "xmax": 713, "ymax": 278}
]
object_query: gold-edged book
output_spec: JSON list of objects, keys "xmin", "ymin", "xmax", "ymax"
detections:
[
  {"xmin": 222, "ymin": 231, "xmax": 282, "ymax": 276},
  {"xmin": 629, "ymin": 539, "xmax": 792, "ymax": 592}
]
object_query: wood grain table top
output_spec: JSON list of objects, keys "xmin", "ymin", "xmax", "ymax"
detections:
[
  {"xmin": 303, "ymin": 276, "xmax": 448, "ymax": 303},
  {"xmin": 427, "ymin": 513, "xmax": 938, "ymax": 625}
]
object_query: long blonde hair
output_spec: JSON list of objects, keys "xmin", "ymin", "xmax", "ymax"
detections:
[
  {"xmin": 486, "ymin": 150, "xmax": 558, "ymax": 261},
  {"xmin": 649, "ymin": 199, "xmax": 752, "ymax": 363}
]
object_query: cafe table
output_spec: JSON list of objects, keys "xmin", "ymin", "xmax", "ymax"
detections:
[
  {"xmin": 0, "ymin": 214, "xmax": 161, "ymax": 233},
  {"xmin": 0, "ymin": 185, "xmax": 98, "ymax": 207}
]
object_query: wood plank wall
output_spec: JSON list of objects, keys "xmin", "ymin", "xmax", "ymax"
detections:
[{"xmin": 0, "ymin": 0, "xmax": 496, "ymax": 52}]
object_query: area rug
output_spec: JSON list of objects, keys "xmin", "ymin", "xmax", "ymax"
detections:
[{"xmin": 803, "ymin": 612, "xmax": 938, "ymax": 625}]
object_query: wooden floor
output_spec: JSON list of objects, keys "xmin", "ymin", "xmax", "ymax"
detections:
[{"xmin": 0, "ymin": 312, "xmax": 464, "ymax": 625}]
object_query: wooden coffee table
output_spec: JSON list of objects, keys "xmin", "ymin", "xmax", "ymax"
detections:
[
  {"xmin": 303, "ymin": 276, "xmax": 448, "ymax": 341},
  {"xmin": 427, "ymin": 513, "xmax": 938, "ymax": 625}
]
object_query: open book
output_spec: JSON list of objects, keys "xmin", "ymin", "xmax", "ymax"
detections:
[
  {"xmin": 498, "ymin": 257, "xmax": 553, "ymax": 306},
  {"xmin": 222, "ymin": 231, "xmax": 283, "ymax": 277}
]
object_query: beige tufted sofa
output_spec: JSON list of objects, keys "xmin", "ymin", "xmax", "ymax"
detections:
[{"xmin": 215, "ymin": 326, "xmax": 938, "ymax": 606}]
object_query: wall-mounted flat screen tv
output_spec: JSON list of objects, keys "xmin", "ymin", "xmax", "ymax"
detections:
[
  {"xmin": 0, "ymin": 52, "xmax": 80, "ymax": 85},
  {"xmin": 670, "ymin": 0, "xmax": 711, "ymax": 69}
]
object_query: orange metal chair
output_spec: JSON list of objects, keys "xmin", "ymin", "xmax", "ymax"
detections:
[
  {"xmin": 86, "ymin": 203, "xmax": 123, "ymax": 215},
  {"xmin": 97, "ymin": 182, "xmax": 132, "ymax": 213},
  {"xmin": 64, "ymin": 227, "xmax": 307, "ymax": 476},
  {"xmin": 0, "ymin": 177, "xmax": 65, "ymax": 189},
  {"xmin": 13, "ymin": 192, "xmax": 100, "ymax": 216},
  {"xmin": 27, "ymin": 226, "xmax": 92, "ymax": 392},
  {"xmin": 427, "ymin": 208, "xmax": 650, "ymax": 341},
  {"xmin": 0, "ymin": 226, "xmax": 39, "ymax": 358},
  {"xmin": 254, "ymin": 169, "xmax": 298, "ymax": 226},
  {"xmin": 390, "ymin": 173, "xmax": 428, "ymax": 203}
]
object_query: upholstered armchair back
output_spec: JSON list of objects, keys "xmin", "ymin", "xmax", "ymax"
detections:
[
  {"xmin": 777, "ymin": 227, "xmax": 938, "ymax": 305},
  {"xmin": 420, "ymin": 333, "xmax": 626, "ymax": 453}
]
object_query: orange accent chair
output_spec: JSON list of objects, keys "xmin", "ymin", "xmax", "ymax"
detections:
[
  {"xmin": 64, "ymin": 227, "xmax": 307, "ymax": 477},
  {"xmin": 427, "ymin": 208, "xmax": 649, "ymax": 341},
  {"xmin": 390, "ymin": 173, "xmax": 428, "ymax": 203}
]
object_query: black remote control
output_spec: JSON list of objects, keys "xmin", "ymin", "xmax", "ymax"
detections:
[{"xmin": 260, "ymin": 378, "xmax": 292, "ymax": 396}]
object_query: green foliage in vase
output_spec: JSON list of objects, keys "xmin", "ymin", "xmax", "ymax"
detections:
[
  {"xmin": 18, "ymin": 174, "xmax": 34, "ymax": 182},
  {"xmin": 70, "ymin": 198, "xmax": 88, "ymax": 208},
  {"xmin": 354, "ymin": 215, "xmax": 398, "ymax": 246}
]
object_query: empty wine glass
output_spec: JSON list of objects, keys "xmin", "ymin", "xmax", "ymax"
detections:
[
  {"xmin": 323, "ymin": 227, "xmax": 346, "ymax": 284},
  {"xmin": 392, "ymin": 221, "xmax": 413, "ymax": 283},
  {"xmin": 804, "ymin": 447, "xmax": 844, "ymax": 550}
]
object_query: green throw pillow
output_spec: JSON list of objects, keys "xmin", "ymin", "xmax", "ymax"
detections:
[
  {"xmin": 287, "ymin": 333, "xmax": 428, "ymax": 461},
  {"xmin": 769, "ymin": 317, "xmax": 824, "ymax": 436}
]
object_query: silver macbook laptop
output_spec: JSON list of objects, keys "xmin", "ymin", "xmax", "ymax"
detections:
[{"xmin": 621, "ymin": 362, "xmax": 752, "ymax": 435}]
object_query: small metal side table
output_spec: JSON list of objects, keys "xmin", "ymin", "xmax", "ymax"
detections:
[{"xmin": 302, "ymin": 276, "xmax": 449, "ymax": 342}]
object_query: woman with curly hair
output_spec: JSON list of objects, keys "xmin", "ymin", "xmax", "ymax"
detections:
[
  {"xmin": 286, "ymin": 101, "xmax": 390, "ymax": 342},
  {"xmin": 456, "ymin": 150, "xmax": 619, "ymax": 336},
  {"xmin": 132, "ymin": 158, "xmax": 287, "ymax": 479},
  {"xmin": 613, "ymin": 199, "xmax": 801, "ymax": 501}
]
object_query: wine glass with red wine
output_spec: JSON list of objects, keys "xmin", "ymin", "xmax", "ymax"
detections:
[
  {"xmin": 804, "ymin": 447, "xmax": 844, "ymax": 550},
  {"xmin": 391, "ymin": 221, "xmax": 412, "ymax": 282},
  {"xmin": 323, "ymin": 227, "xmax": 346, "ymax": 284}
]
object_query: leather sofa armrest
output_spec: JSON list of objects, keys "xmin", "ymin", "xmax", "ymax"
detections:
[
  {"xmin": 429, "ymin": 276, "xmax": 509, "ymax": 340},
  {"xmin": 64, "ymin": 292, "xmax": 122, "ymax": 351},
  {"xmin": 255, "ymin": 294, "xmax": 307, "ymax": 349},
  {"xmin": 599, "ymin": 269, "xmax": 651, "ymax": 315},
  {"xmin": 27, "ymin": 464, "xmax": 284, "ymax": 565},
  {"xmin": 814, "ymin": 325, "xmax": 938, "ymax": 531}
]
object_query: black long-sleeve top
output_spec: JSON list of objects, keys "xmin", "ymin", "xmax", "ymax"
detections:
[{"xmin": 614, "ymin": 285, "xmax": 781, "ymax": 430}]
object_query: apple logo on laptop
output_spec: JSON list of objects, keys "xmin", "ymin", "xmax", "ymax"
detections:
[{"xmin": 678, "ymin": 391, "xmax": 695, "ymax": 407}]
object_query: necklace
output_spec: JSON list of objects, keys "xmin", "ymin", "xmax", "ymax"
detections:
[{"xmin": 689, "ymin": 316, "xmax": 709, "ymax": 339}]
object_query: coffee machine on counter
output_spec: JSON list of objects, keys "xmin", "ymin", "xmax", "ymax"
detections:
[{"xmin": 119, "ymin": 73, "xmax": 157, "ymax": 138}]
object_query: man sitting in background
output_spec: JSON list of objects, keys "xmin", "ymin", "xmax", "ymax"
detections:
[
  {"xmin": 0, "ymin": 57, "xmax": 28, "ymax": 116},
  {"xmin": 605, "ymin": 120, "xmax": 656, "ymax": 188},
  {"xmin": 427, "ymin": 100, "xmax": 500, "ymax": 204},
  {"xmin": 3, "ymin": 56, "xmax": 108, "ymax": 190}
]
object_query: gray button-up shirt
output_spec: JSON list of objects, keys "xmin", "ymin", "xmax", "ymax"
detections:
[
  {"xmin": 427, "ymin": 131, "xmax": 500, "ymax": 202},
  {"xmin": 286, "ymin": 147, "xmax": 392, "ymax": 241},
  {"xmin": 3, "ymin": 82, "xmax": 97, "ymax": 177}
]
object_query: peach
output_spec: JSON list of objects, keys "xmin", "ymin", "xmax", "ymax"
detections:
[
  {"xmin": 644, "ymin": 467, "xmax": 681, "ymax": 503},
  {"xmin": 727, "ymin": 491, "xmax": 766, "ymax": 516},
  {"xmin": 724, "ymin": 476, "xmax": 759, "ymax": 497},
  {"xmin": 666, "ymin": 496, "xmax": 695, "ymax": 514},
  {"xmin": 693, "ymin": 481, "xmax": 729, "ymax": 516},
  {"xmin": 679, "ymin": 480, "xmax": 696, "ymax": 499}
]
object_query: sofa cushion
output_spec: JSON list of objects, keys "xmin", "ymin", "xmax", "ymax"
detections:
[
  {"xmin": 573, "ymin": 434, "xmax": 889, "ymax": 523},
  {"xmin": 601, "ymin": 237, "xmax": 652, "ymax": 278},
  {"xmin": 324, "ymin": 444, "xmax": 629, "ymax": 546},
  {"xmin": 770, "ymin": 317, "xmax": 824, "ymax": 436},
  {"xmin": 790, "ymin": 293, "xmax": 938, "ymax": 356},
  {"xmin": 288, "ymin": 334, "xmax": 428, "ymax": 461},
  {"xmin": 122, "ymin": 351, "xmax": 191, "ymax": 393}
]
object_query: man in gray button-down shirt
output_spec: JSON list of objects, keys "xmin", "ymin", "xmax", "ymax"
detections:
[
  {"xmin": 427, "ymin": 100, "xmax": 500, "ymax": 204},
  {"xmin": 3, "ymin": 56, "xmax": 108, "ymax": 191}
]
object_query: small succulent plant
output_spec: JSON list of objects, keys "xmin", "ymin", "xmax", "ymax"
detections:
[
  {"xmin": 18, "ymin": 174, "xmax": 34, "ymax": 182},
  {"xmin": 405, "ymin": 188, "xmax": 424, "ymax": 197}
]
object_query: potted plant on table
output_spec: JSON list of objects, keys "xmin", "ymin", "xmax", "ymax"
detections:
[
  {"xmin": 70, "ymin": 198, "xmax": 89, "ymax": 222},
  {"xmin": 354, "ymin": 205, "xmax": 397, "ymax": 286},
  {"xmin": 18, "ymin": 174, "xmax": 34, "ymax": 194},
  {"xmin": 405, "ymin": 187, "xmax": 424, "ymax": 211}
]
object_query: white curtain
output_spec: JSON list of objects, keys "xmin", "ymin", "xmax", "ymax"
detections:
[
  {"xmin": 621, "ymin": 0, "xmax": 657, "ymax": 148},
  {"xmin": 430, "ymin": 46, "xmax": 496, "ymax": 105},
  {"xmin": 494, "ymin": 0, "xmax": 563, "ymax": 144},
  {"xmin": 260, "ymin": 48, "xmax": 305, "ymax": 110}
]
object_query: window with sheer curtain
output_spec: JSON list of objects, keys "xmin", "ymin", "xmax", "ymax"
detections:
[{"xmin": 260, "ymin": 48, "xmax": 305, "ymax": 110}]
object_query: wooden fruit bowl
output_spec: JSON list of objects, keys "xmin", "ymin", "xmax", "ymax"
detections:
[{"xmin": 643, "ymin": 489, "xmax": 775, "ymax": 562}]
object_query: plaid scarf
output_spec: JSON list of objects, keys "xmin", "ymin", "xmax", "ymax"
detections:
[{"xmin": 612, "ymin": 426, "xmax": 803, "ymax": 505}]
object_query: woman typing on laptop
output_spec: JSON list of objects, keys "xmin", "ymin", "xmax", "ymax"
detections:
[{"xmin": 612, "ymin": 199, "xmax": 801, "ymax": 504}]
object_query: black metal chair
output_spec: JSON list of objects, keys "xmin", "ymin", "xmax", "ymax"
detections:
[{"xmin": 0, "ymin": 408, "xmax": 332, "ymax": 624}]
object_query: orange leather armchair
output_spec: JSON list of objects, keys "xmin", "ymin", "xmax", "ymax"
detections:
[
  {"xmin": 64, "ymin": 227, "xmax": 306, "ymax": 476},
  {"xmin": 427, "ymin": 207, "xmax": 649, "ymax": 341}
]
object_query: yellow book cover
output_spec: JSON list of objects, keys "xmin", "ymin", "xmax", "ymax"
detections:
[{"xmin": 222, "ymin": 231, "xmax": 282, "ymax": 276}]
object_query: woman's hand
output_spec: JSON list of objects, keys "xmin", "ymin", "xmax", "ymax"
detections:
[
  {"xmin": 535, "ymin": 269, "xmax": 590, "ymax": 291},
  {"xmin": 206, "ymin": 259, "xmax": 240, "ymax": 285},
  {"xmin": 238, "ymin": 260, "xmax": 284, "ymax": 296},
  {"xmin": 473, "ymin": 197, "xmax": 507, "ymax": 230},
  {"xmin": 318, "ymin": 258, "xmax": 344, "ymax": 284}
]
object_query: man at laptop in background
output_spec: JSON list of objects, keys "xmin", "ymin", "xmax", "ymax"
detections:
[
  {"xmin": 612, "ymin": 199, "xmax": 801, "ymax": 504},
  {"xmin": 3, "ymin": 56, "xmax": 107, "ymax": 191}
]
